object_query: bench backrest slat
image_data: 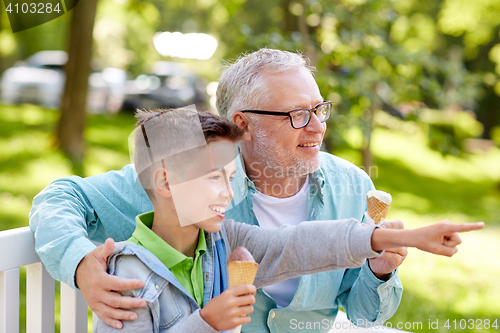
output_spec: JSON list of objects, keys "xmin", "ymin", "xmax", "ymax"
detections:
[
  {"xmin": 0, "ymin": 227, "xmax": 89, "ymax": 333},
  {"xmin": 0, "ymin": 268, "xmax": 20, "ymax": 333},
  {"xmin": 26, "ymin": 262, "xmax": 55, "ymax": 333},
  {"xmin": 61, "ymin": 283, "xmax": 89, "ymax": 333}
]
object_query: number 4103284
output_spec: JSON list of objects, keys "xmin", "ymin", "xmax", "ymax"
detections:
[
  {"xmin": 444, "ymin": 319, "xmax": 498, "ymax": 330},
  {"xmin": 6, "ymin": 2, "xmax": 61, "ymax": 14}
]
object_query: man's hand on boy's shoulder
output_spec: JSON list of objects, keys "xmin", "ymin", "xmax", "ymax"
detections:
[
  {"xmin": 368, "ymin": 220, "xmax": 408, "ymax": 280},
  {"xmin": 75, "ymin": 238, "xmax": 147, "ymax": 330}
]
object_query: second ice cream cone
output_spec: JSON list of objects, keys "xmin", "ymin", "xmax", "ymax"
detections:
[{"xmin": 366, "ymin": 190, "xmax": 392, "ymax": 224}]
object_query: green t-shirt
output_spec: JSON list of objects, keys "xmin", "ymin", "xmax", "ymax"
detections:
[{"xmin": 128, "ymin": 211, "xmax": 206, "ymax": 307}]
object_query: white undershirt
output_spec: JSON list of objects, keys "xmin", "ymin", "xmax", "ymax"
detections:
[{"xmin": 252, "ymin": 175, "xmax": 309, "ymax": 308}]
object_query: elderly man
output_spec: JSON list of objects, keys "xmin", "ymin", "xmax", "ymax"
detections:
[{"xmin": 30, "ymin": 48, "xmax": 405, "ymax": 332}]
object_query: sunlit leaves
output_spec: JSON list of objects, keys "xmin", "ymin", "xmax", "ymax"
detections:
[
  {"xmin": 438, "ymin": 0, "xmax": 500, "ymax": 62},
  {"xmin": 94, "ymin": 0, "xmax": 160, "ymax": 73},
  {"xmin": 438, "ymin": 0, "xmax": 500, "ymax": 36},
  {"xmin": 489, "ymin": 44, "xmax": 500, "ymax": 75}
]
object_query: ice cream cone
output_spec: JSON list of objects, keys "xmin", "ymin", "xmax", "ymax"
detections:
[
  {"xmin": 227, "ymin": 261, "xmax": 259, "ymax": 288},
  {"xmin": 227, "ymin": 259, "xmax": 259, "ymax": 333},
  {"xmin": 366, "ymin": 190, "xmax": 392, "ymax": 224}
]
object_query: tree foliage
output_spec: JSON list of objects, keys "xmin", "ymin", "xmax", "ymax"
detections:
[
  {"xmin": 2, "ymin": 0, "xmax": 500, "ymax": 161},
  {"xmin": 57, "ymin": 0, "xmax": 98, "ymax": 174}
]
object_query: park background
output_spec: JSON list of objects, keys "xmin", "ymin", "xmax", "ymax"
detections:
[{"xmin": 1, "ymin": 0, "xmax": 500, "ymax": 332}]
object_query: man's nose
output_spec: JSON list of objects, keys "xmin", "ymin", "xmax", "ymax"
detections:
[{"xmin": 304, "ymin": 112, "xmax": 326, "ymax": 134}]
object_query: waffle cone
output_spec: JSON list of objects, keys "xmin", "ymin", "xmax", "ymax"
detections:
[
  {"xmin": 367, "ymin": 196, "xmax": 390, "ymax": 224},
  {"xmin": 227, "ymin": 261, "xmax": 259, "ymax": 288}
]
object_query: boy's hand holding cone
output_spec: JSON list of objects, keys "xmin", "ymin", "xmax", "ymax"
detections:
[{"xmin": 200, "ymin": 247, "xmax": 257, "ymax": 332}]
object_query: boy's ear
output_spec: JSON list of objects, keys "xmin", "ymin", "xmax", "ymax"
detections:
[
  {"xmin": 153, "ymin": 167, "xmax": 172, "ymax": 198},
  {"xmin": 232, "ymin": 112, "xmax": 252, "ymax": 142}
]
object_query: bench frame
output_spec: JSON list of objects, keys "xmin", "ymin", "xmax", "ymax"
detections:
[{"xmin": 0, "ymin": 227, "xmax": 89, "ymax": 333}]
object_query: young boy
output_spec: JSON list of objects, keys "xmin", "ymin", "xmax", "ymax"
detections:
[{"xmin": 95, "ymin": 108, "xmax": 483, "ymax": 333}]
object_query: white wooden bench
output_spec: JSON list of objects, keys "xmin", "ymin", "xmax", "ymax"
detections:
[{"xmin": 0, "ymin": 227, "xmax": 90, "ymax": 333}]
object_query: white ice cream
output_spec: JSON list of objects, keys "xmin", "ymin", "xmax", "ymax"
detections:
[{"xmin": 367, "ymin": 190, "xmax": 392, "ymax": 205}]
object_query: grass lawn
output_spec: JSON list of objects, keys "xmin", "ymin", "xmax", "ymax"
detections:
[
  {"xmin": 378, "ymin": 129, "xmax": 500, "ymax": 332},
  {"xmin": 0, "ymin": 104, "xmax": 135, "ymax": 231},
  {"xmin": 1, "ymin": 104, "xmax": 499, "ymax": 332},
  {"xmin": 336, "ymin": 126, "xmax": 500, "ymax": 332},
  {"xmin": 0, "ymin": 104, "xmax": 137, "ymax": 332}
]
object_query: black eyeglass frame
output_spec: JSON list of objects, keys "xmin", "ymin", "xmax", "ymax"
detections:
[{"xmin": 240, "ymin": 101, "xmax": 333, "ymax": 129}]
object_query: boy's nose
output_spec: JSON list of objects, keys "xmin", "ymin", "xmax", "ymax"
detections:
[
  {"xmin": 226, "ymin": 182, "xmax": 234, "ymax": 200},
  {"xmin": 221, "ymin": 177, "xmax": 234, "ymax": 200},
  {"xmin": 219, "ymin": 169, "xmax": 234, "ymax": 200}
]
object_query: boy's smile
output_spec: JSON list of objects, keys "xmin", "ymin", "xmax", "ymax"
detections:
[{"xmin": 209, "ymin": 204, "xmax": 227, "ymax": 217}]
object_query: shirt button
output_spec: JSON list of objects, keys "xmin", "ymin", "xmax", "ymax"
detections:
[
  {"xmin": 155, "ymin": 284, "xmax": 160, "ymax": 290},
  {"xmin": 270, "ymin": 311, "xmax": 275, "ymax": 319},
  {"xmin": 205, "ymin": 273, "xmax": 209, "ymax": 281}
]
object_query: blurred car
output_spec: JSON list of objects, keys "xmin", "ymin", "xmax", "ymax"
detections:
[
  {"xmin": 122, "ymin": 61, "xmax": 207, "ymax": 111},
  {"xmin": 0, "ymin": 51, "xmax": 126, "ymax": 112}
]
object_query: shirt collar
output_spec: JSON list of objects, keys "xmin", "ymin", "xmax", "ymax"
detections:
[
  {"xmin": 310, "ymin": 163, "xmax": 326, "ymax": 190},
  {"xmin": 133, "ymin": 211, "xmax": 206, "ymax": 269}
]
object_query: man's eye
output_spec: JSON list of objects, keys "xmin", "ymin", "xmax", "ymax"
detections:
[
  {"xmin": 229, "ymin": 176, "xmax": 235, "ymax": 182},
  {"xmin": 210, "ymin": 175, "xmax": 221, "ymax": 180}
]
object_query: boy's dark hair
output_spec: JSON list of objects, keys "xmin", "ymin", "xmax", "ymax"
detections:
[{"xmin": 133, "ymin": 108, "xmax": 244, "ymax": 198}]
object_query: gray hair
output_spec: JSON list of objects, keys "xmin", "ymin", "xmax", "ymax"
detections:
[{"xmin": 216, "ymin": 48, "xmax": 315, "ymax": 120}]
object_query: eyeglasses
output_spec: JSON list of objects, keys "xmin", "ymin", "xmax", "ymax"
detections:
[{"xmin": 241, "ymin": 101, "xmax": 332, "ymax": 129}]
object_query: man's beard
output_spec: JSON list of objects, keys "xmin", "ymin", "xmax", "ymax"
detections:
[{"xmin": 251, "ymin": 126, "xmax": 321, "ymax": 179}]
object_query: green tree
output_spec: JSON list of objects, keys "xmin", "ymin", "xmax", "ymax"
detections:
[
  {"xmin": 92, "ymin": 0, "xmax": 161, "ymax": 75},
  {"xmin": 5, "ymin": 0, "xmax": 497, "ymax": 169},
  {"xmin": 312, "ymin": 0, "xmax": 481, "ymax": 165},
  {"xmin": 438, "ymin": 0, "xmax": 500, "ymax": 139},
  {"xmin": 56, "ymin": 0, "xmax": 99, "ymax": 174},
  {"xmin": 211, "ymin": 0, "xmax": 482, "ymax": 166}
]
